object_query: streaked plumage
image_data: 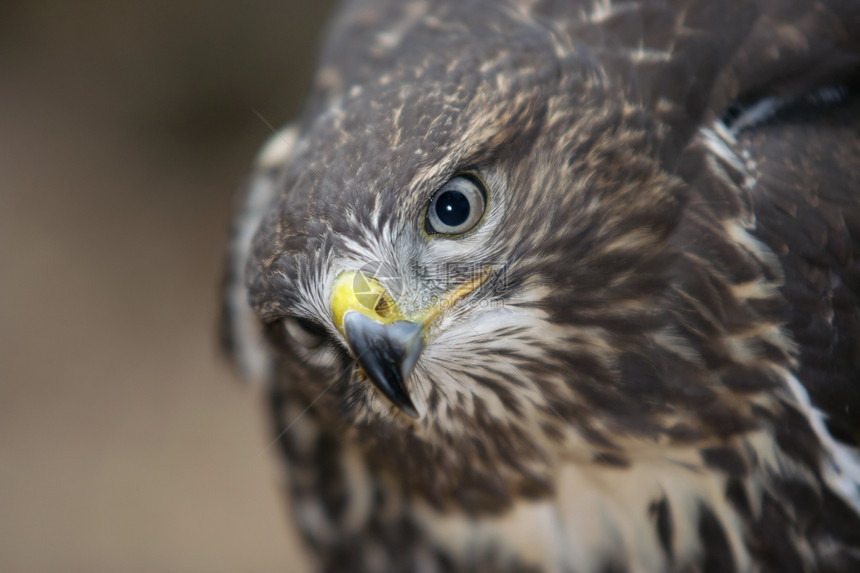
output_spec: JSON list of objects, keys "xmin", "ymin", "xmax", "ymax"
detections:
[{"xmin": 222, "ymin": 1, "xmax": 860, "ymax": 571}]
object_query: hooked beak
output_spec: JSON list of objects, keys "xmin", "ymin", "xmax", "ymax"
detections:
[
  {"xmin": 342, "ymin": 313, "xmax": 422, "ymax": 418},
  {"xmin": 330, "ymin": 268, "xmax": 490, "ymax": 417}
]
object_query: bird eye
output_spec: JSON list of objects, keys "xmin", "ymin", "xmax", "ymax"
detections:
[
  {"xmin": 282, "ymin": 317, "xmax": 326, "ymax": 349},
  {"xmin": 425, "ymin": 174, "xmax": 487, "ymax": 236}
]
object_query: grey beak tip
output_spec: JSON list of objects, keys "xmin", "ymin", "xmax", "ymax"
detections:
[{"xmin": 399, "ymin": 402, "xmax": 420, "ymax": 419}]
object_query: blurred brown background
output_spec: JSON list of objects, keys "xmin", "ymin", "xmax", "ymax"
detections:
[{"xmin": 0, "ymin": 2, "xmax": 336, "ymax": 571}]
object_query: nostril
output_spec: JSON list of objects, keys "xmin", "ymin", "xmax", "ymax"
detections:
[{"xmin": 374, "ymin": 294, "xmax": 394, "ymax": 318}]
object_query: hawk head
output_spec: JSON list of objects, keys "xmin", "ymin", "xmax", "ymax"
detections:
[
  {"xmin": 221, "ymin": 2, "xmax": 860, "ymax": 568},
  {"xmin": 228, "ymin": 8, "xmax": 750, "ymax": 509}
]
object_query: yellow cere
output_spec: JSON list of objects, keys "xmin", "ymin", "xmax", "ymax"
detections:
[
  {"xmin": 329, "ymin": 266, "xmax": 494, "ymax": 334},
  {"xmin": 329, "ymin": 271, "xmax": 401, "ymax": 333}
]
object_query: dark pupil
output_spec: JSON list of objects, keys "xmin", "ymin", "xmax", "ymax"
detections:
[{"xmin": 435, "ymin": 190, "xmax": 470, "ymax": 227}]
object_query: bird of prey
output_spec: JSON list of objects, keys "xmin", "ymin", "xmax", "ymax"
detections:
[{"xmin": 221, "ymin": 0, "xmax": 860, "ymax": 571}]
